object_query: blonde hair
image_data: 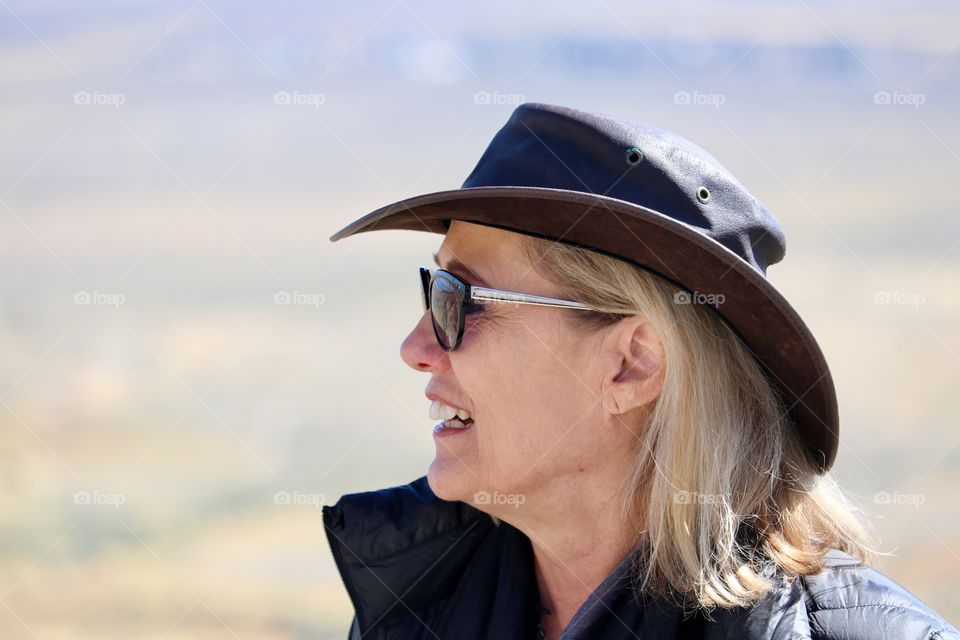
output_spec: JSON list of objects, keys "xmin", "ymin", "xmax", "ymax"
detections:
[{"xmin": 519, "ymin": 234, "xmax": 878, "ymax": 611}]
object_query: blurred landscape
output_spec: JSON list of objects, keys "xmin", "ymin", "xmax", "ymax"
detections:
[{"xmin": 1, "ymin": 0, "xmax": 959, "ymax": 637}]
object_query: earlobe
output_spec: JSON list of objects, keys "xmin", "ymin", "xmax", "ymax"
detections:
[{"xmin": 605, "ymin": 388, "xmax": 623, "ymax": 415}]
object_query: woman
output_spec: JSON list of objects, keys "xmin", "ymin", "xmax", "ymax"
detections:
[{"xmin": 323, "ymin": 103, "xmax": 958, "ymax": 639}]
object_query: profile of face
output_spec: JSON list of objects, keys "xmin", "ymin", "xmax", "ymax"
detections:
[{"xmin": 400, "ymin": 221, "xmax": 665, "ymax": 520}]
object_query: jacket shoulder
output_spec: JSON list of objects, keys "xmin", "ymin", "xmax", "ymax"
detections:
[{"xmin": 799, "ymin": 549, "xmax": 959, "ymax": 640}]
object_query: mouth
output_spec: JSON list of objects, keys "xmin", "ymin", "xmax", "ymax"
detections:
[{"xmin": 428, "ymin": 397, "xmax": 475, "ymax": 435}]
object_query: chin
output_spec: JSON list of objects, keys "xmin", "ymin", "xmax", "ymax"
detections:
[{"xmin": 426, "ymin": 457, "xmax": 476, "ymax": 502}]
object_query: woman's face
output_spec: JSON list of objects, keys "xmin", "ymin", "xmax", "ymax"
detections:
[{"xmin": 400, "ymin": 221, "xmax": 654, "ymax": 515}]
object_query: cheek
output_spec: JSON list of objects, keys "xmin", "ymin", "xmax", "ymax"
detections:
[
  {"xmin": 457, "ymin": 314, "xmax": 598, "ymax": 473},
  {"xmin": 451, "ymin": 326, "xmax": 540, "ymax": 471}
]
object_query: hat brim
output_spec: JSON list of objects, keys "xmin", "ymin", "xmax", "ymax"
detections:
[{"xmin": 330, "ymin": 185, "xmax": 838, "ymax": 472}]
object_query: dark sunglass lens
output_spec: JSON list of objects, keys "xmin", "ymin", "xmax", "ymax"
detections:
[
  {"xmin": 419, "ymin": 268, "xmax": 430, "ymax": 312},
  {"xmin": 430, "ymin": 274, "xmax": 461, "ymax": 349}
]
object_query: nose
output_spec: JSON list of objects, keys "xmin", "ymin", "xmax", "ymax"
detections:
[{"xmin": 400, "ymin": 311, "xmax": 449, "ymax": 372}]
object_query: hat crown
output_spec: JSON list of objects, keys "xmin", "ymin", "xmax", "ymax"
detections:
[{"xmin": 461, "ymin": 103, "xmax": 786, "ymax": 275}]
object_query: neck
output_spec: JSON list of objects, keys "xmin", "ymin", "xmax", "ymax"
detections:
[{"xmin": 496, "ymin": 474, "xmax": 637, "ymax": 639}]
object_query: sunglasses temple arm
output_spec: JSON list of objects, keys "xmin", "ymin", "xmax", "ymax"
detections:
[{"xmin": 470, "ymin": 287, "xmax": 593, "ymax": 310}]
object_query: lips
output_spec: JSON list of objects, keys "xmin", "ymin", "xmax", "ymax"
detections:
[{"xmin": 426, "ymin": 391, "xmax": 474, "ymax": 432}]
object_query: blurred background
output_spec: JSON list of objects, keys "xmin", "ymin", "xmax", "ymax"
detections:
[{"xmin": 1, "ymin": 0, "xmax": 958, "ymax": 637}]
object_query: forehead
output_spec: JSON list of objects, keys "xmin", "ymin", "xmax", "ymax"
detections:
[
  {"xmin": 435, "ymin": 221, "xmax": 528, "ymax": 287},
  {"xmin": 436, "ymin": 221, "xmax": 523, "ymax": 261},
  {"xmin": 436, "ymin": 221, "xmax": 566, "ymax": 297}
]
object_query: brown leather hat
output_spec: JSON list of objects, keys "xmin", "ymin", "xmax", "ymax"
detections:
[{"xmin": 329, "ymin": 102, "xmax": 839, "ymax": 473}]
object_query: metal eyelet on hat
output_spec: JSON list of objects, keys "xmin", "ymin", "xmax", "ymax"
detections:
[
  {"xmin": 624, "ymin": 147, "xmax": 643, "ymax": 166},
  {"xmin": 696, "ymin": 186, "xmax": 711, "ymax": 203}
]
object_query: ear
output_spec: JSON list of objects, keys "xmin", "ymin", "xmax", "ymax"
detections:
[{"xmin": 602, "ymin": 315, "xmax": 665, "ymax": 416}]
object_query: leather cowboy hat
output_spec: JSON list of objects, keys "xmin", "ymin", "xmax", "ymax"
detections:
[{"xmin": 328, "ymin": 102, "xmax": 839, "ymax": 473}]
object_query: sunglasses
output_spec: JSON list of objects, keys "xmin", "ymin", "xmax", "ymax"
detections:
[{"xmin": 419, "ymin": 266, "xmax": 598, "ymax": 351}]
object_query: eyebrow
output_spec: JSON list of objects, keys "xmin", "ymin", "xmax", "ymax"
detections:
[{"xmin": 432, "ymin": 251, "xmax": 488, "ymax": 286}]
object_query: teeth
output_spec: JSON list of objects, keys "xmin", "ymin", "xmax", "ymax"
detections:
[{"xmin": 429, "ymin": 399, "xmax": 472, "ymax": 422}]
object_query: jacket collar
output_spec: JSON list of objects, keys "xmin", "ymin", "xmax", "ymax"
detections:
[
  {"xmin": 322, "ymin": 476, "xmax": 684, "ymax": 639},
  {"xmin": 323, "ymin": 476, "xmax": 542, "ymax": 636}
]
